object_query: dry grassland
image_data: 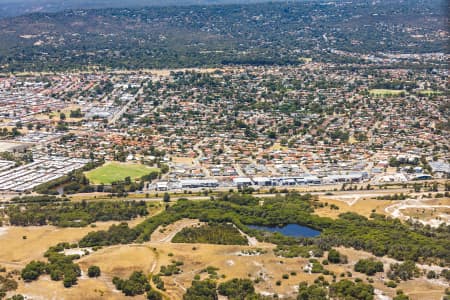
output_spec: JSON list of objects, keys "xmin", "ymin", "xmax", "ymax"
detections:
[
  {"xmin": 331, "ymin": 247, "xmax": 447, "ymax": 300},
  {"xmin": 0, "ymin": 217, "xmax": 146, "ymax": 268},
  {"xmin": 1, "ymin": 204, "xmax": 448, "ymax": 299},
  {"xmin": 171, "ymin": 157, "xmax": 195, "ymax": 165},
  {"xmin": 314, "ymin": 196, "xmax": 394, "ymax": 218}
]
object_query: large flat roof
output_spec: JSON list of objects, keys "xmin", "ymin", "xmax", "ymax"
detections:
[{"xmin": 0, "ymin": 140, "xmax": 33, "ymax": 152}]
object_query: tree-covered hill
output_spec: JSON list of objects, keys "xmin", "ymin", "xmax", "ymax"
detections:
[
  {"xmin": 0, "ymin": 0, "xmax": 447, "ymax": 72},
  {"xmin": 0, "ymin": 0, "xmax": 292, "ymax": 19}
]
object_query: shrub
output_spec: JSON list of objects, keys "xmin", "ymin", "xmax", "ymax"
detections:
[
  {"xmin": 147, "ymin": 289, "xmax": 163, "ymax": 300},
  {"xmin": 87, "ymin": 265, "xmax": 101, "ymax": 278},
  {"xmin": 218, "ymin": 278, "xmax": 255, "ymax": 299},
  {"xmin": 184, "ymin": 279, "xmax": 217, "ymax": 300},
  {"xmin": 386, "ymin": 281, "xmax": 397, "ymax": 288},
  {"xmin": 113, "ymin": 271, "xmax": 150, "ymax": 296},
  {"xmin": 354, "ymin": 259, "xmax": 384, "ymax": 276},
  {"xmin": 328, "ymin": 249, "xmax": 347, "ymax": 264},
  {"xmin": 387, "ymin": 261, "xmax": 419, "ymax": 281}
]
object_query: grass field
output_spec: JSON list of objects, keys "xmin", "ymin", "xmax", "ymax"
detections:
[
  {"xmin": 418, "ymin": 90, "xmax": 443, "ymax": 96},
  {"xmin": 85, "ymin": 162, "xmax": 158, "ymax": 184},
  {"xmin": 369, "ymin": 89, "xmax": 405, "ymax": 96},
  {"xmin": 270, "ymin": 143, "xmax": 288, "ymax": 151}
]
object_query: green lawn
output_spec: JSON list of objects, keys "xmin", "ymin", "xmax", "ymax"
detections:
[
  {"xmin": 85, "ymin": 162, "xmax": 159, "ymax": 184},
  {"xmin": 418, "ymin": 90, "xmax": 442, "ymax": 96},
  {"xmin": 369, "ymin": 89, "xmax": 405, "ymax": 96}
]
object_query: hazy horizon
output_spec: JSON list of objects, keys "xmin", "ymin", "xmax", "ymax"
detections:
[{"xmin": 0, "ymin": 0, "xmax": 298, "ymax": 18}]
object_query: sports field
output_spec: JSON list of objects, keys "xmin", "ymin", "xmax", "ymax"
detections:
[
  {"xmin": 418, "ymin": 90, "xmax": 442, "ymax": 96},
  {"xmin": 369, "ymin": 89, "xmax": 405, "ymax": 96},
  {"xmin": 85, "ymin": 161, "xmax": 159, "ymax": 184}
]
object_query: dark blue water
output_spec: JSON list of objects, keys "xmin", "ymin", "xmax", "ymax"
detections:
[{"xmin": 248, "ymin": 224, "xmax": 320, "ymax": 238}]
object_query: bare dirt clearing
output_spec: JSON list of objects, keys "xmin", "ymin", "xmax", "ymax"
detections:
[
  {"xmin": 150, "ymin": 218, "xmax": 203, "ymax": 243},
  {"xmin": 317, "ymin": 193, "xmax": 450, "ymax": 227},
  {"xmin": 385, "ymin": 197, "xmax": 450, "ymax": 227}
]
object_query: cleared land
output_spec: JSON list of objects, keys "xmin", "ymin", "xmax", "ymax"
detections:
[
  {"xmin": 171, "ymin": 156, "xmax": 195, "ymax": 164},
  {"xmin": 315, "ymin": 192, "xmax": 450, "ymax": 227},
  {"xmin": 385, "ymin": 197, "xmax": 450, "ymax": 227},
  {"xmin": 85, "ymin": 162, "xmax": 158, "ymax": 184}
]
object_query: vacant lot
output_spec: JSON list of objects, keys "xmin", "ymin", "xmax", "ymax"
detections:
[
  {"xmin": 171, "ymin": 156, "xmax": 194, "ymax": 164},
  {"xmin": 85, "ymin": 162, "xmax": 158, "ymax": 184}
]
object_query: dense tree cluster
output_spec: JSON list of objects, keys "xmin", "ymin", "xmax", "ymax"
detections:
[
  {"xmin": 354, "ymin": 259, "xmax": 384, "ymax": 276},
  {"xmin": 4, "ymin": 200, "xmax": 148, "ymax": 227},
  {"xmin": 75, "ymin": 193, "xmax": 450, "ymax": 265},
  {"xmin": 329, "ymin": 279, "xmax": 374, "ymax": 300},
  {"xmin": 387, "ymin": 261, "xmax": 420, "ymax": 281},
  {"xmin": 0, "ymin": 1, "xmax": 446, "ymax": 72},
  {"xmin": 112, "ymin": 271, "xmax": 163, "ymax": 299},
  {"xmin": 172, "ymin": 223, "xmax": 248, "ymax": 245},
  {"xmin": 21, "ymin": 245, "xmax": 81, "ymax": 288},
  {"xmin": 297, "ymin": 280, "xmax": 327, "ymax": 300},
  {"xmin": 217, "ymin": 278, "xmax": 256, "ymax": 299},
  {"xmin": 87, "ymin": 266, "xmax": 101, "ymax": 278},
  {"xmin": 146, "ymin": 289, "xmax": 163, "ymax": 300},
  {"xmin": 327, "ymin": 249, "xmax": 348, "ymax": 264},
  {"xmin": 297, "ymin": 277, "xmax": 374, "ymax": 300},
  {"xmin": 183, "ymin": 279, "xmax": 217, "ymax": 300},
  {"xmin": 79, "ymin": 222, "xmax": 139, "ymax": 247},
  {"xmin": 112, "ymin": 271, "xmax": 150, "ymax": 296},
  {"xmin": 20, "ymin": 261, "xmax": 47, "ymax": 282},
  {"xmin": 10, "ymin": 195, "xmax": 62, "ymax": 203}
]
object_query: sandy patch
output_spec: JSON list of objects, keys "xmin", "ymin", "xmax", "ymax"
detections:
[
  {"xmin": 385, "ymin": 197, "xmax": 450, "ymax": 227},
  {"xmin": 0, "ymin": 227, "xmax": 8, "ymax": 237},
  {"xmin": 150, "ymin": 219, "xmax": 203, "ymax": 243}
]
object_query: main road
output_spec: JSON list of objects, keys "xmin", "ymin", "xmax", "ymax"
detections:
[{"xmin": 108, "ymin": 86, "xmax": 144, "ymax": 125}]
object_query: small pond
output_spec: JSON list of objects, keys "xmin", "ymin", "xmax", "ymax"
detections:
[{"xmin": 247, "ymin": 224, "xmax": 320, "ymax": 238}]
